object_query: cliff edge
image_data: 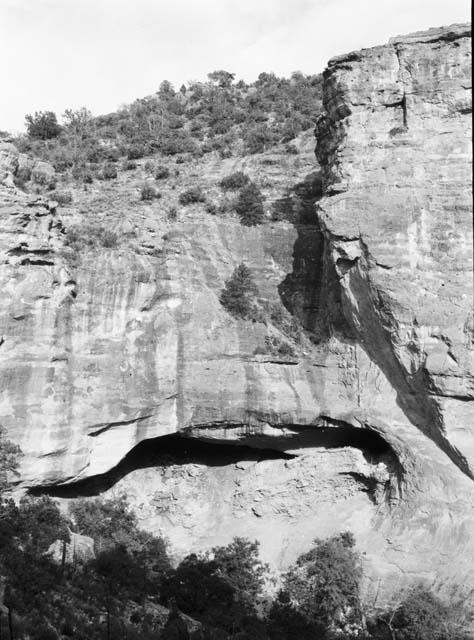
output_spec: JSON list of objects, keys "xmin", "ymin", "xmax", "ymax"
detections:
[{"xmin": 0, "ymin": 24, "xmax": 472, "ymax": 611}]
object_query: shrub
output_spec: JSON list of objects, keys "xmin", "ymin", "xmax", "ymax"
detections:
[
  {"xmin": 205, "ymin": 202, "xmax": 217, "ymax": 215},
  {"xmin": 219, "ymin": 171, "xmax": 250, "ymax": 191},
  {"xmin": 235, "ymin": 182, "xmax": 265, "ymax": 226},
  {"xmin": 101, "ymin": 163, "xmax": 117, "ymax": 180},
  {"xmin": 50, "ymin": 190, "xmax": 73, "ymax": 205},
  {"xmin": 64, "ymin": 224, "xmax": 118, "ymax": 251},
  {"xmin": 259, "ymin": 335, "xmax": 296, "ymax": 358},
  {"xmin": 160, "ymin": 537, "xmax": 266, "ymax": 634},
  {"xmin": 179, "ymin": 186, "xmax": 205, "ymax": 205},
  {"xmin": 140, "ymin": 183, "xmax": 159, "ymax": 201},
  {"xmin": 122, "ymin": 159, "xmax": 137, "ymax": 171},
  {"xmin": 155, "ymin": 165, "xmax": 170, "ymax": 180},
  {"xmin": 383, "ymin": 585, "xmax": 461, "ymax": 640},
  {"xmin": 285, "ymin": 143, "xmax": 299, "ymax": 154},
  {"xmin": 283, "ymin": 532, "xmax": 362, "ymax": 627},
  {"xmin": 219, "ymin": 263, "xmax": 259, "ymax": 320},
  {"xmin": 127, "ymin": 143, "xmax": 146, "ymax": 159},
  {"xmin": 144, "ymin": 160, "xmax": 155, "ymax": 173},
  {"xmin": 0, "ymin": 425, "xmax": 21, "ymax": 494},
  {"xmin": 25, "ymin": 111, "xmax": 62, "ymax": 140},
  {"xmin": 244, "ymin": 124, "xmax": 277, "ymax": 154}
]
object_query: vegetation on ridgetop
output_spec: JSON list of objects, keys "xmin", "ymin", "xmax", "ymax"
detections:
[{"xmin": 14, "ymin": 71, "xmax": 322, "ymax": 183}]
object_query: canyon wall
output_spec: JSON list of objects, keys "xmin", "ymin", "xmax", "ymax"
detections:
[{"xmin": 0, "ymin": 24, "xmax": 472, "ymax": 610}]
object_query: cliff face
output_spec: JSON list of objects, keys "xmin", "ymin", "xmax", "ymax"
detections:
[{"xmin": 1, "ymin": 24, "xmax": 473, "ymax": 609}]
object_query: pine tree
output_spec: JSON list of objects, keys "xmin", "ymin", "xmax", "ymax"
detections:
[
  {"xmin": 219, "ymin": 263, "xmax": 259, "ymax": 319},
  {"xmin": 235, "ymin": 183, "xmax": 265, "ymax": 226}
]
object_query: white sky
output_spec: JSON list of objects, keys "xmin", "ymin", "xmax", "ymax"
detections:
[{"xmin": 0, "ymin": 0, "xmax": 471, "ymax": 132}]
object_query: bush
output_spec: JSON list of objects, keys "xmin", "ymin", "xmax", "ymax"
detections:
[
  {"xmin": 25, "ymin": 111, "xmax": 62, "ymax": 140},
  {"xmin": 160, "ymin": 537, "xmax": 266, "ymax": 634},
  {"xmin": 122, "ymin": 159, "xmax": 137, "ymax": 171},
  {"xmin": 258, "ymin": 335, "xmax": 296, "ymax": 358},
  {"xmin": 127, "ymin": 144, "xmax": 146, "ymax": 159},
  {"xmin": 179, "ymin": 186, "xmax": 205, "ymax": 205},
  {"xmin": 64, "ymin": 224, "xmax": 118, "ymax": 251},
  {"xmin": 140, "ymin": 183, "xmax": 159, "ymax": 201},
  {"xmin": 219, "ymin": 263, "xmax": 259, "ymax": 320},
  {"xmin": 50, "ymin": 190, "xmax": 73, "ymax": 205},
  {"xmin": 244, "ymin": 124, "xmax": 277, "ymax": 154},
  {"xmin": 144, "ymin": 160, "xmax": 155, "ymax": 173},
  {"xmin": 155, "ymin": 165, "xmax": 170, "ymax": 180},
  {"xmin": 384, "ymin": 585, "xmax": 461, "ymax": 640},
  {"xmin": 285, "ymin": 143, "xmax": 299, "ymax": 154},
  {"xmin": 101, "ymin": 163, "xmax": 117, "ymax": 180},
  {"xmin": 283, "ymin": 532, "xmax": 362, "ymax": 627},
  {"xmin": 219, "ymin": 171, "xmax": 250, "ymax": 191},
  {"xmin": 205, "ymin": 202, "xmax": 217, "ymax": 215},
  {"xmin": 235, "ymin": 183, "xmax": 265, "ymax": 226}
]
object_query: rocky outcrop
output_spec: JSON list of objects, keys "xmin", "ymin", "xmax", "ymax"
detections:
[{"xmin": 0, "ymin": 23, "xmax": 472, "ymax": 612}]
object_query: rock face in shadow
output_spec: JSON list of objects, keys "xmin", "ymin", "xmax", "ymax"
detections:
[{"xmin": 0, "ymin": 24, "xmax": 473, "ymax": 613}]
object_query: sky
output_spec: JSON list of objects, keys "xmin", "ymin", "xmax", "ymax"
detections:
[{"xmin": 0, "ymin": 0, "xmax": 471, "ymax": 132}]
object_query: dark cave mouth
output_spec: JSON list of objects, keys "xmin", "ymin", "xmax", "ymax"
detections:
[{"xmin": 30, "ymin": 422, "xmax": 398, "ymax": 499}]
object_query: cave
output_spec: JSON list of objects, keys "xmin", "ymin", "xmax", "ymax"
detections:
[{"xmin": 30, "ymin": 422, "xmax": 398, "ymax": 499}]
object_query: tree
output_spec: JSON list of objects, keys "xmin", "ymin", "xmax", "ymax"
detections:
[
  {"xmin": 207, "ymin": 70, "xmax": 235, "ymax": 89},
  {"xmin": 244, "ymin": 124, "xmax": 277, "ymax": 154},
  {"xmin": 284, "ymin": 532, "xmax": 362, "ymax": 627},
  {"xmin": 161, "ymin": 538, "xmax": 267, "ymax": 635},
  {"xmin": 17, "ymin": 495, "xmax": 70, "ymax": 554},
  {"xmin": 267, "ymin": 591, "xmax": 327, "ymax": 640},
  {"xmin": 234, "ymin": 182, "xmax": 265, "ymax": 226},
  {"xmin": 386, "ymin": 585, "xmax": 462, "ymax": 640},
  {"xmin": 71, "ymin": 495, "xmax": 138, "ymax": 552},
  {"xmin": 212, "ymin": 538, "xmax": 266, "ymax": 603},
  {"xmin": 219, "ymin": 263, "xmax": 259, "ymax": 319},
  {"xmin": 62, "ymin": 107, "xmax": 93, "ymax": 139},
  {"xmin": 219, "ymin": 171, "xmax": 250, "ymax": 191},
  {"xmin": 25, "ymin": 111, "xmax": 62, "ymax": 139},
  {"xmin": 0, "ymin": 426, "xmax": 21, "ymax": 494}
]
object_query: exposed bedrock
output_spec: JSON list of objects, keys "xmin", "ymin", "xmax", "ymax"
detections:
[{"xmin": 0, "ymin": 23, "xmax": 473, "ymax": 610}]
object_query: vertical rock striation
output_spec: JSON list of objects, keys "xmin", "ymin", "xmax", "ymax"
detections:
[{"xmin": 0, "ymin": 24, "xmax": 473, "ymax": 612}]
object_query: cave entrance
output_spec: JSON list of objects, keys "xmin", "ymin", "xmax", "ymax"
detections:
[{"xmin": 30, "ymin": 422, "xmax": 398, "ymax": 498}]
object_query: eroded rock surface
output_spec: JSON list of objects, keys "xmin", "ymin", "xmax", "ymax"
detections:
[{"xmin": 0, "ymin": 23, "xmax": 472, "ymax": 612}]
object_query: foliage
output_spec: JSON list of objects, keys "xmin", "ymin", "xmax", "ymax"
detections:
[
  {"xmin": 25, "ymin": 111, "xmax": 62, "ymax": 140},
  {"xmin": 122, "ymin": 159, "xmax": 137, "ymax": 170},
  {"xmin": 219, "ymin": 263, "xmax": 259, "ymax": 320},
  {"xmin": 234, "ymin": 182, "xmax": 265, "ymax": 226},
  {"xmin": 284, "ymin": 532, "xmax": 362, "ymax": 627},
  {"xmin": 141, "ymin": 182, "xmax": 160, "ymax": 201},
  {"xmin": 256, "ymin": 335, "xmax": 296, "ymax": 358},
  {"xmin": 127, "ymin": 143, "xmax": 147, "ymax": 159},
  {"xmin": 155, "ymin": 165, "xmax": 170, "ymax": 180},
  {"xmin": 267, "ymin": 591, "xmax": 327, "ymax": 640},
  {"xmin": 64, "ymin": 223, "xmax": 118, "ymax": 251},
  {"xmin": 0, "ymin": 492, "xmax": 471, "ymax": 640},
  {"xmin": 50, "ymin": 189, "xmax": 73, "ymax": 205},
  {"xmin": 0, "ymin": 426, "xmax": 21, "ymax": 494},
  {"xmin": 161, "ymin": 537, "xmax": 266, "ymax": 635},
  {"xmin": 388, "ymin": 585, "xmax": 461, "ymax": 640},
  {"xmin": 219, "ymin": 171, "xmax": 250, "ymax": 191},
  {"xmin": 244, "ymin": 124, "xmax": 278, "ymax": 154},
  {"xmin": 179, "ymin": 186, "xmax": 206, "ymax": 205},
  {"xmin": 208, "ymin": 70, "xmax": 235, "ymax": 88},
  {"xmin": 101, "ymin": 162, "xmax": 117, "ymax": 180}
]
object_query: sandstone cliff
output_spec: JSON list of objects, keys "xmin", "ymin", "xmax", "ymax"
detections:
[{"xmin": 0, "ymin": 24, "xmax": 472, "ymax": 611}]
